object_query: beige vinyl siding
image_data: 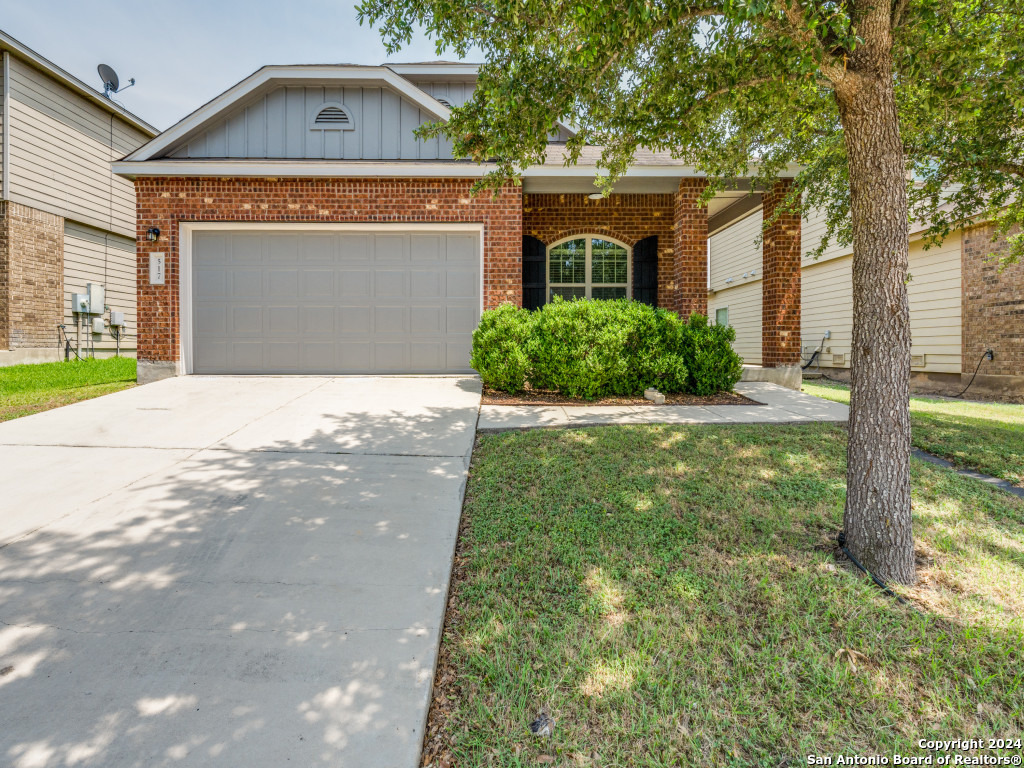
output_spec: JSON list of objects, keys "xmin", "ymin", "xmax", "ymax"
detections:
[
  {"xmin": 6, "ymin": 57, "xmax": 146, "ymax": 237},
  {"xmin": 708, "ymin": 281, "xmax": 762, "ymax": 365},
  {"xmin": 800, "ymin": 237, "xmax": 962, "ymax": 373},
  {"xmin": 1, "ymin": 54, "xmax": 6, "ymax": 194},
  {"xmin": 709, "ymin": 210, "xmax": 762, "ymax": 291},
  {"xmin": 801, "ymin": 256, "xmax": 855, "ymax": 367},
  {"xmin": 800, "ymin": 207, "xmax": 850, "ymax": 265},
  {"xmin": 708, "ymin": 211, "xmax": 763, "ymax": 364},
  {"xmin": 63, "ymin": 221, "xmax": 136, "ymax": 353}
]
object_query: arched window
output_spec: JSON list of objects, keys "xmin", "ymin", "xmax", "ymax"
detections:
[
  {"xmin": 309, "ymin": 102, "xmax": 355, "ymax": 130},
  {"xmin": 547, "ymin": 236, "xmax": 631, "ymax": 302}
]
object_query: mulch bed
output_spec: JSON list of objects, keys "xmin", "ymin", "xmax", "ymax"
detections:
[{"xmin": 481, "ymin": 386, "xmax": 759, "ymax": 407}]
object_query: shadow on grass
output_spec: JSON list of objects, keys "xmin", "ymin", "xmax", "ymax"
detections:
[{"xmin": 435, "ymin": 422, "xmax": 1024, "ymax": 766}]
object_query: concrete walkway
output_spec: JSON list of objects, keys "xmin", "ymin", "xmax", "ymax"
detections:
[
  {"xmin": 0, "ymin": 376, "xmax": 481, "ymax": 768},
  {"xmin": 477, "ymin": 381, "xmax": 849, "ymax": 430}
]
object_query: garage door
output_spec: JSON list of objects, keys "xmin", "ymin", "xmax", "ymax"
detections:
[{"xmin": 191, "ymin": 229, "xmax": 480, "ymax": 374}]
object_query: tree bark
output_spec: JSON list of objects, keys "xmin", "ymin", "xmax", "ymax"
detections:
[{"xmin": 832, "ymin": 7, "xmax": 916, "ymax": 585}]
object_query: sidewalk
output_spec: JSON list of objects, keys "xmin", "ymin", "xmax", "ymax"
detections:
[{"xmin": 477, "ymin": 381, "xmax": 849, "ymax": 431}]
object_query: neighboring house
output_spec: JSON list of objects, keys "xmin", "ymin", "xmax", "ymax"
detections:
[
  {"xmin": 708, "ymin": 208, "xmax": 1024, "ymax": 399},
  {"xmin": 0, "ymin": 29, "xmax": 156, "ymax": 366},
  {"xmin": 113, "ymin": 62, "xmax": 806, "ymax": 385}
]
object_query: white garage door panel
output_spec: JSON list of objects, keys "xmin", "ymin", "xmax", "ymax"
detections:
[{"xmin": 192, "ymin": 230, "xmax": 480, "ymax": 374}]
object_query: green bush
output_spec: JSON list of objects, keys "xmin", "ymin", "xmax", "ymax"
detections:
[
  {"xmin": 676, "ymin": 313, "xmax": 745, "ymax": 396},
  {"xmin": 471, "ymin": 298, "xmax": 742, "ymax": 398},
  {"xmin": 469, "ymin": 303, "xmax": 533, "ymax": 393}
]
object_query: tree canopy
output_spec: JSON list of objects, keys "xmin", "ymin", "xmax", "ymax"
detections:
[{"xmin": 359, "ymin": 0, "xmax": 1024, "ymax": 257}]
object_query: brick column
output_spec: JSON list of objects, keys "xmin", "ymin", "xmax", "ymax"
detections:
[
  {"xmin": 761, "ymin": 180, "xmax": 801, "ymax": 367},
  {"xmin": 673, "ymin": 178, "xmax": 709, "ymax": 316}
]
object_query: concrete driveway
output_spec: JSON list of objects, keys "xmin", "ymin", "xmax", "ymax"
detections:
[{"xmin": 0, "ymin": 376, "xmax": 481, "ymax": 767}]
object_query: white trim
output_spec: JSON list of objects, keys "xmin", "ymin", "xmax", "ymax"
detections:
[
  {"xmin": 177, "ymin": 221, "xmax": 486, "ymax": 375},
  {"xmin": 386, "ymin": 63, "xmax": 480, "ymax": 77},
  {"xmin": 309, "ymin": 102, "xmax": 355, "ymax": 131},
  {"xmin": 546, "ymin": 234, "xmax": 632, "ymax": 302},
  {"xmin": 126, "ymin": 66, "xmax": 453, "ymax": 162},
  {"xmin": 2, "ymin": 50, "xmax": 9, "ymax": 200},
  {"xmin": 113, "ymin": 159, "xmax": 493, "ymax": 178}
]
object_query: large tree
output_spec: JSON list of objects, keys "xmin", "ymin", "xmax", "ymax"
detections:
[{"xmin": 359, "ymin": 0, "xmax": 1024, "ymax": 584}]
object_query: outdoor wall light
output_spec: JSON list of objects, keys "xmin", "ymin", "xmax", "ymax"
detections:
[{"xmin": 147, "ymin": 227, "xmax": 161, "ymax": 242}]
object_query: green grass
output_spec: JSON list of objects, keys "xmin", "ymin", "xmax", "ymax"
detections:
[
  {"xmin": 803, "ymin": 380, "xmax": 1024, "ymax": 487},
  {"xmin": 0, "ymin": 357, "xmax": 136, "ymax": 421},
  {"xmin": 430, "ymin": 424, "xmax": 1024, "ymax": 766}
]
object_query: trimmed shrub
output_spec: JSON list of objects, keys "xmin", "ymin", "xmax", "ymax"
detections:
[
  {"xmin": 471, "ymin": 299, "xmax": 742, "ymax": 398},
  {"xmin": 469, "ymin": 303, "xmax": 533, "ymax": 393},
  {"xmin": 677, "ymin": 313, "xmax": 745, "ymax": 396}
]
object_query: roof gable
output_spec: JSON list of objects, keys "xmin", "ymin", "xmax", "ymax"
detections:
[{"xmin": 125, "ymin": 66, "xmax": 453, "ymax": 162}]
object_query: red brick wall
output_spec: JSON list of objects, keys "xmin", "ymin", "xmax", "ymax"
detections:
[
  {"xmin": 133, "ymin": 177, "xmax": 523, "ymax": 363},
  {"xmin": 523, "ymin": 193, "xmax": 677, "ymax": 308},
  {"xmin": 0, "ymin": 201, "xmax": 64, "ymax": 350},
  {"xmin": 962, "ymin": 223, "xmax": 1024, "ymax": 377},
  {"xmin": 673, "ymin": 179, "xmax": 709, "ymax": 316},
  {"xmin": 761, "ymin": 180, "xmax": 802, "ymax": 367}
]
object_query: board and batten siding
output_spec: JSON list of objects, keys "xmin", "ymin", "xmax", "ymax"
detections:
[
  {"xmin": 708, "ymin": 211, "xmax": 763, "ymax": 364},
  {"xmin": 63, "ymin": 221, "xmax": 136, "ymax": 353},
  {"xmin": 166, "ymin": 85, "xmax": 453, "ymax": 161},
  {"xmin": 5, "ymin": 56, "xmax": 146, "ymax": 238}
]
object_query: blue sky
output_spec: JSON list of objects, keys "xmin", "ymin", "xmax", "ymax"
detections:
[{"xmin": 0, "ymin": 0, "xmax": 478, "ymax": 130}]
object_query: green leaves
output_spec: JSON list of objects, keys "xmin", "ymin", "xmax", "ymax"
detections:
[{"xmin": 357, "ymin": 0, "xmax": 1024, "ymax": 249}]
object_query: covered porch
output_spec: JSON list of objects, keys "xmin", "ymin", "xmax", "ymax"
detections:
[{"xmin": 519, "ymin": 160, "xmax": 802, "ymax": 385}]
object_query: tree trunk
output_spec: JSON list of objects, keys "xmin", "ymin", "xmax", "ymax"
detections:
[{"xmin": 833, "ymin": 17, "xmax": 916, "ymax": 585}]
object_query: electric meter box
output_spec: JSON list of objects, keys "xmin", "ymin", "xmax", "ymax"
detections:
[
  {"xmin": 110, "ymin": 311, "xmax": 125, "ymax": 327},
  {"xmin": 86, "ymin": 283, "xmax": 105, "ymax": 315},
  {"xmin": 91, "ymin": 317, "xmax": 105, "ymax": 334},
  {"xmin": 71, "ymin": 293, "xmax": 90, "ymax": 314}
]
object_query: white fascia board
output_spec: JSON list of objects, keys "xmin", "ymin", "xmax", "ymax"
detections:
[
  {"xmin": 124, "ymin": 65, "xmax": 454, "ymax": 162},
  {"xmin": 521, "ymin": 162, "xmax": 802, "ymax": 179},
  {"xmin": 386, "ymin": 63, "xmax": 480, "ymax": 77},
  {"xmin": 111, "ymin": 160, "xmax": 494, "ymax": 179}
]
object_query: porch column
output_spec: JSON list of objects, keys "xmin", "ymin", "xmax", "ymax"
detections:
[
  {"xmin": 673, "ymin": 178, "xmax": 709, "ymax": 316},
  {"xmin": 761, "ymin": 179, "xmax": 802, "ymax": 368}
]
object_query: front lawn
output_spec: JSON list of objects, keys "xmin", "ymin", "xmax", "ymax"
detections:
[
  {"xmin": 803, "ymin": 380, "xmax": 1024, "ymax": 487},
  {"xmin": 0, "ymin": 357, "xmax": 136, "ymax": 422},
  {"xmin": 424, "ymin": 423, "xmax": 1024, "ymax": 766}
]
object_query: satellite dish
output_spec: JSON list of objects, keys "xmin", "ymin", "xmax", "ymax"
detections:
[{"xmin": 97, "ymin": 64, "xmax": 135, "ymax": 98}]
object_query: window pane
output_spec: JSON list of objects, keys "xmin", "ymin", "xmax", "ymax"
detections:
[
  {"xmin": 592, "ymin": 287, "xmax": 627, "ymax": 301},
  {"xmin": 550, "ymin": 286, "xmax": 586, "ymax": 301},
  {"xmin": 716, "ymin": 307, "xmax": 729, "ymax": 326},
  {"xmin": 549, "ymin": 239, "xmax": 586, "ymax": 284},
  {"xmin": 591, "ymin": 239, "xmax": 628, "ymax": 284}
]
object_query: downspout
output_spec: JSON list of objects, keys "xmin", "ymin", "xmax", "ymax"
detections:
[{"xmin": 2, "ymin": 50, "xmax": 10, "ymax": 201}]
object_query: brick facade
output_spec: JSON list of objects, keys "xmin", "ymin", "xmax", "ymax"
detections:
[
  {"xmin": 962, "ymin": 222, "xmax": 1024, "ymax": 378},
  {"xmin": 523, "ymin": 187, "xmax": 711, "ymax": 314},
  {"xmin": 761, "ymin": 180, "xmax": 802, "ymax": 367},
  {"xmin": 0, "ymin": 201, "xmax": 64, "ymax": 350},
  {"xmin": 133, "ymin": 177, "xmax": 523, "ymax": 363},
  {"xmin": 522, "ymin": 193, "xmax": 677, "ymax": 308},
  {"xmin": 673, "ymin": 179, "xmax": 710, "ymax": 316}
]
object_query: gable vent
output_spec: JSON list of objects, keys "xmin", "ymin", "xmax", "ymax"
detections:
[
  {"xmin": 436, "ymin": 97, "xmax": 453, "ymax": 108},
  {"xmin": 310, "ymin": 103, "xmax": 355, "ymax": 131}
]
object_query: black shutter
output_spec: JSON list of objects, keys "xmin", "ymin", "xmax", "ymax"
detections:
[
  {"xmin": 522, "ymin": 235, "xmax": 547, "ymax": 310},
  {"xmin": 632, "ymin": 235, "xmax": 658, "ymax": 307}
]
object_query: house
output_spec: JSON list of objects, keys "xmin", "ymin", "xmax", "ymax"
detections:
[
  {"xmin": 0, "ymin": 29, "xmax": 156, "ymax": 366},
  {"xmin": 708, "ymin": 207, "xmax": 1024, "ymax": 400},
  {"xmin": 113, "ymin": 62, "xmax": 805, "ymax": 385}
]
